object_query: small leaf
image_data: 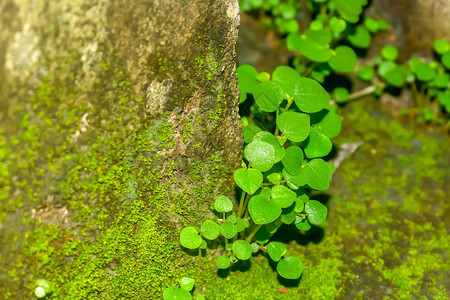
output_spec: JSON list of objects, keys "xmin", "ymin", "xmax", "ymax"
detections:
[
  {"xmin": 434, "ymin": 39, "xmax": 450, "ymax": 55},
  {"xmin": 329, "ymin": 46, "xmax": 357, "ymax": 73},
  {"xmin": 303, "ymin": 127, "xmax": 333, "ymax": 158},
  {"xmin": 286, "ymin": 33, "xmax": 332, "ymax": 63},
  {"xmin": 293, "ymin": 78, "xmax": 330, "ymax": 113},
  {"xmin": 329, "ymin": 17, "xmax": 346, "ymax": 34},
  {"xmin": 163, "ymin": 287, "xmax": 192, "ymax": 300},
  {"xmin": 179, "ymin": 277, "xmax": 195, "ymax": 292},
  {"xmin": 256, "ymin": 72, "xmax": 270, "ymax": 82},
  {"xmin": 384, "ymin": 65, "xmax": 407, "ymax": 87},
  {"xmin": 280, "ymin": 203, "xmax": 296, "ymax": 224},
  {"xmin": 347, "ymin": 26, "xmax": 371, "ymax": 48},
  {"xmin": 276, "ymin": 112, "xmax": 310, "ymax": 142},
  {"xmin": 305, "ymin": 200, "xmax": 328, "ymax": 225},
  {"xmin": 220, "ymin": 221, "xmax": 238, "ymax": 239},
  {"xmin": 214, "ymin": 195, "xmax": 233, "ymax": 213},
  {"xmin": 216, "ymin": 255, "xmax": 231, "ymax": 269},
  {"xmin": 381, "ymin": 45, "xmax": 398, "ymax": 61},
  {"xmin": 334, "ymin": 0, "xmax": 362, "ymax": 23},
  {"xmin": 267, "ymin": 173, "xmax": 282, "ymax": 185},
  {"xmin": 294, "ymin": 197, "xmax": 305, "ymax": 213},
  {"xmin": 311, "ymin": 109, "xmax": 342, "ymax": 138},
  {"xmin": 236, "ymin": 218, "xmax": 249, "ymax": 232},
  {"xmin": 248, "ymin": 195, "xmax": 282, "ymax": 225},
  {"xmin": 377, "ymin": 18, "xmax": 389, "ymax": 31},
  {"xmin": 272, "ymin": 66, "xmax": 302, "ymax": 97},
  {"xmin": 237, "ymin": 65, "xmax": 259, "ymax": 103},
  {"xmin": 244, "ymin": 141, "xmax": 277, "ymax": 172},
  {"xmin": 251, "ymin": 242, "xmax": 260, "ymax": 253},
  {"xmin": 234, "ymin": 168, "xmax": 263, "ymax": 195},
  {"xmin": 243, "ymin": 124, "xmax": 262, "ymax": 143},
  {"xmin": 254, "ymin": 81, "xmax": 284, "ymax": 112},
  {"xmin": 282, "ymin": 146, "xmax": 304, "ymax": 176},
  {"xmin": 277, "ymin": 257, "xmax": 303, "ymax": 280},
  {"xmin": 303, "ymin": 159, "xmax": 335, "ymax": 191},
  {"xmin": 232, "ymin": 240, "xmax": 253, "ymax": 260},
  {"xmin": 410, "ymin": 59, "xmax": 436, "ymax": 81},
  {"xmin": 271, "ymin": 185, "xmax": 297, "ymax": 208},
  {"xmin": 180, "ymin": 227, "xmax": 203, "ymax": 250},
  {"xmin": 227, "ymin": 212, "xmax": 237, "ymax": 224},
  {"xmin": 253, "ymin": 131, "xmax": 286, "ymax": 162},
  {"xmin": 267, "ymin": 242, "xmax": 287, "ymax": 262},
  {"xmin": 364, "ymin": 17, "xmax": 379, "ymax": 33},
  {"xmin": 333, "ymin": 87, "xmax": 349, "ymax": 103},
  {"xmin": 356, "ymin": 65, "xmax": 374, "ymax": 81},
  {"xmin": 201, "ymin": 220, "xmax": 220, "ymax": 240},
  {"xmin": 441, "ymin": 52, "xmax": 450, "ymax": 69},
  {"xmin": 254, "ymin": 225, "xmax": 271, "ymax": 244},
  {"xmin": 295, "ymin": 217, "xmax": 311, "ymax": 231},
  {"xmin": 282, "ymin": 168, "xmax": 306, "ymax": 190}
]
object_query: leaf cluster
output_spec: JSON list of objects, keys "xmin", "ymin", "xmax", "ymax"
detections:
[{"xmin": 162, "ymin": 277, "xmax": 205, "ymax": 300}]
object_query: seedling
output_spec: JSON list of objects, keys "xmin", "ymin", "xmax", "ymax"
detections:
[
  {"xmin": 162, "ymin": 277, "xmax": 205, "ymax": 300},
  {"xmin": 180, "ymin": 65, "xmax": 340, "ymax": 281}
]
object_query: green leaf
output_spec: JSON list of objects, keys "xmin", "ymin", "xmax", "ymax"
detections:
[
  {"xmin": 329, "ymin": 17, "xmax": 346, "ymax": 34},
  {"xmin": 377, "ymin": 18, "xmax": 389, "ymax": 31},
  {"xmin": 34, "ymin": 279, "xmax": 51, "ymax": 294},
  {"xmin": 381, "ymin": 46, "xmax": 398, "ymax": 61},
  {"xmin": 201, "ymin": 220, "xmax": 220, "ymax": 240},
  {"xmin": 347, "ymin": 26, "xmax": 371, "ymax": 48},
  {"xmin": 279, "ymin": 3, "xmax": 296, "ymax": 19},
  {"xmin": 442, "ymin": 52, "xmax": 450, "ymax": 69},
  {"xmin": 253, "ymin": 131, "xmax": 286, "ymax": 162},
  {"xmin": 294, "ymin": 197, "xmax": 305, "ymax": 213},
  {"xmin": 311, "ymin": 109, "xmax": 342, "ymax": 138},
  {"xmin": 227, "ymin": 212, "xmax": 237, "ymax": 224},
  {"xmin": 267, "ymin": 173, "xmax": 282, "ymax": 185},
  {"xmin": 282, "ymin": 146, "xmax": 304, "ymax": 175},
  {"xmin": 334, "ymin": 0, "xmax": 362, "ymax": 23},
  {"xmin": 244, "ymin": 141, "xmax": 277, "ymax": 172},
  {"xmin": 236, "ymin": 217, "xmax": 249, "ymax": 232},
  {"xmin": 356, "ymin": 65, "xmax": 374, "ymax": 81},
  {"xmin": 237, "ymin": 65, "xmax": 259, "ymax": 103},
  {"xmin": 286, "ymin": 33, "xmax": 332, "ymax": 63},
  {"xmin": 433, "ymin": 73, "xmax": 449, "ymax": 88},
  {"xmin": 282, "ymin": 168, "xmax": 306, "ymax": 190},
  {"xmin": 303, "ymin": 158, "xmax": 335, "ymax": 191},
  {"xmin": 295, "ymin": 217, "xmax": 311, "ymax": 231},
  {"xmin": 333, "ymin": 87, "xmax": 349, "ymax": 103},
  {"xmin": 234, "ymin": 168, "xmax": 263, "ymax": 195},
  {"xmin": 276, "ymin": 111, "xmax": 310, "ymax": 142},
  {"xmin": 163, "ymin": 287, "xmax": 192, "ymax": 300},
  {"xmin": 437, "ymin": 91, "xmax": 450, "ymax": 111},
  {"xmin": 179, "ymin": 277, "xmax": 195, "ymax": 292},
  {"xmin": 248, "ymin": 195, "xmax": 282, "ymax": 225},
  {"xmin": 281, "ymin": 203, "xmax": 296, "ymax": 224},
  {"xmin": 194, "ymin": 295, "xmax": 206, "ymax": 300},
  {"xmin": 232, "ymin": 240, "xmax": 253, "ymax": 260},
  {"xmin": 216, "ymin": 255, "xmax": 231, "ymax": 269},
  {"xmin": 384, "ymin": 65, "xmax": 407, "ymax": 87},
  {"xmin": 214, "ymin": 195, "xmax": 233, "ymax": 213},
  {"xmin": 329, "ymin": 46, "xmax": 357, "ymax": 73},
  {"xmin": 277, "ymin": 256, "xmax": 303, "ymax": 280},
  {"xmin": 412, "ymin": 60, "xmax": 436, "ymax": 81},
  {"xmin": 364, "ymin": 17, "xmax": 379, "ymax": 33},
  {"xmin": 256, "ymin": 72, "xmax": 270, "ymax": 82},
  {"xmin": 293, "ymin": 78, "xmax": 330, "ymax": 113},
  {"xmin": 267, "ymin": 242, "xmax": 287, "ymax": 262},
  {"xmin": 434, "ymin": 39, "xmax": 450, "ymax": 55},
  {"xmin": 302, "ymin": 127, "xmax": 333, "ymax": 158},
  {"xmin": 243, "ymin": 124, "xmax": 262, "ymax": 143},
  {"xmin": 254, "ymin": 226, "xmax": 271, "ymax": 244},
  {"xmin": 271, "ymin": 185, "xmax": 297, "ymax": 208},
  {"xmin": 180, "ymin": 227, "xmax": 203, "ymax": 250},
  {"xmin": 272, "ymin": 66, "xmax": 302, "ymax": 97},
  {"xmin": 378, "ymin": 61, "xmax": 396, "ymax": 78},
  {"xmin": 275, "ymin": 18, "xmax": 300, "ymax": 34},
  {"xmin": 305, "ymin": 29, "xmax": 333, "ymax": 45},
  {"xmin": 305, "ymin": 200, "xmax": 328, "ymax": 225},
  {"xmin": 220, "ymin": 221, "xmax": 238, "ymax": 239},
  {"xmin": 253, "ymin": 81, "xmax": 284, "ymax": 112}
]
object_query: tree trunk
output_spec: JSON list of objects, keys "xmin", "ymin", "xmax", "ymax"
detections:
[{"xmin": 0, "ymin": 0, "xmax": 241, "ymax": 298}]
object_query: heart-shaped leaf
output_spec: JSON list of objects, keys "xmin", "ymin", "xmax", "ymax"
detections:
[
  {"xmin": 334, "ymin": 0, "xmax": 362, "ymax": 23},
  {"xmin": 271, "ymin": 185, "xmax": 297, "ymax": 208},
  {"xmin": 311, "ymin": 109, "xmax": 342, "ymax": 139},
  {"xmin": 253, "ymin": 81, "xmax": 284, "ymax": 112},
  {"xmin": 295, "ymin": 217, "xmax": 311, "ymax": 231},
  {"xmin": 232, "ymin": 240, "xmax": 253, "ymax": 260},
  {"xmin": 329, "ymin": 46, "xmax": 357, "ymax": 73},
  {"xmin": 293, "ymin": 78, "xmax": 330, "ymax": 113},
  {"xmin": 179, "ymin": 277, "xmax": 195, "ymax": 292},
  {"xmin": 180, "ymin": 227, "xmax": 202, "ymax": 250},
  {"xmin": 303, "ymin": 158, "xmax": 335, "ymax": 191},
  {"xmin": 248, "ymin": 195, "xmax": 282, "ymax": 225},
  {"xmin": 305, "ymin": 200, "xmax": 328, "ymax": 225},
  {"xmin": 253, "ymin": 131, "xmax": 286, "ymax": 162},
  {"xmin": 244, "ymin": 141, "xmax": 277, "ymax": 172},
  {"xmin": 201, "ymin": 220, "xmax": 220, "ymax": 240},
  {"xmin": 282, "ymin": 146, "xmax": 304, "ymax": 175},
  {"xmin": 267, "ymin": 173, "xmax": 282, "ymax": 185},
  {"xmin": 347, "ymin": 26, "xmax": 371, "ymax": 48},
  {"xmin": 216, "ymin": 255, "xmax": 231, "ymax": 269},
  {"xmin": 220, "ymin": 221, "xmax": 238, "ymax": 239},
  {"xmin": 272, "ymin": 66, "xmax": 302, "ymax": 97},
  {"xmin": 329, "ymin": 17, "xmax": 347, "ymax": 34},
  {"xmin": 234, "ymin": 168, "xmax": 263, "ymax": 195},
  {"xmin": 302, "ymin": 127, "xmax": 333, "ymax": 158},
  {"xmin": 267, "ymin": 241, "xmax": 287, "ymax": 262},
  {"xmin": 286, "ymin": 33, "xmax": 332, "ymax": 63},
  {"xmin": 277, "ymin": 256, "xmax": 303, "ymax": 280},
  {"xmin": 236, "ymin": 217, "xmax": 249, "ymax": 232},
  {"xmin": 214, "ymin": 195, "xmax": 233, "ymax": 213},
  {"xmin": 276, "ymin": 111, "xmax": 310, "ymax": 142},
  {"xmin": 163, "ymin": 287, "xmax": 192, "ymax": 300}
]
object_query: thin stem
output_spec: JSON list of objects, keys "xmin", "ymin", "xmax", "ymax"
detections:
[
  {"xmin": 347, "ymin": 85, "xmax": 376, "ymax": 102},
  {"xmin": 246, "ymin": 224, "xmax": 262, "ymax": 242},
  {"xmin": 274, "ymin": 108, "xmax": 280, "ymax": 137},
  {"xmin": 240, "ymin": 193, "xmax": 251, "ymax": 219},
  {"xmin": 237, "ymin": 191, "xmax": 247, "ymax": 218},
  {"xmin": 411, "ymin": 81, "xmax": 422, "ymax": 112}
]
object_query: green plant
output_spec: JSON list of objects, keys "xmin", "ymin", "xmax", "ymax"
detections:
[
  {"xmin": 33, "ymin": 279, "xmax": 52, "ymax": 299},
  {"xmin": 180, "ymin": 65, "xmax": 341, "ymax": 281},
  {"xmin": 162, "ymin": 277, "xmax": 205, "ymax": 300}
]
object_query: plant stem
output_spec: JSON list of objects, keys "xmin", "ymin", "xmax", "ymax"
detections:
[
  {"xmin": 246, "ymin": 224, "xmax": 262, "ymax": 242},
  {"xmin": 237, "ymin": 191, "xmax": 247, "ymax": 218},
  {"xmin": 274, "ymin": 108, "xmax": 280, "ymax": 137},
  {"xmin": 347, "ymin": 85, "xmax": 376, "ymax": 102}
]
